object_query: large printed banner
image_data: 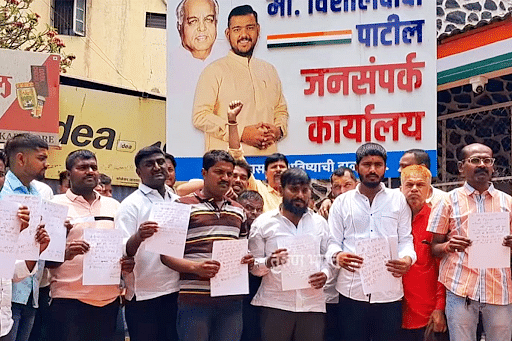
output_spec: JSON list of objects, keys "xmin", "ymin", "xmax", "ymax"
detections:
[
  {"xmin": 0, "ymin": 49, "xmax": 60, "ymax": 145},
  {"xmin": 46, "ymin": 85, "xmax": 165, "ymax": 187},
  {"xmin": 167, "ymin": 0, "xmax": 436, "ymax": 180}
]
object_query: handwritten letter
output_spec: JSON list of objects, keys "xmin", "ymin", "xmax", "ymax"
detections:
[
  {"xmin": 82, "ymin": 228, "xmax": 123, "ymax": 285},
  {"xmin": 0, "ymin": 200, "xmax": 23, "ymax": 277},
  {"xmin": 468, "ymin": 212, "xmax": 510, "ymax": 269},
  {"xmin": 39, "ymin": 200, "xmax": 69, "ymax": 262},
  {"xmin": 278, "ymin": 235, "xmax": 321, "ymax": 291},
  {"xmin": 5, "ymin": 195, "xmax": 42, "ymax": 260},
  {"xmin": 144, "ymin": 202, "xmax": 191, "ymax": 258},
  {"xmin": 210, "ymin": 239, "xmax": 249, "ymax": 297},
  {"xmin": 356, "ymin": 237, "xmax": 400, "ymax": 295}
]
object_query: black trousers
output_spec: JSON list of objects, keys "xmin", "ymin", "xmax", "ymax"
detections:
[
  {"xmin": 398, "ymin": 327, "xmax": 450, "ymax": 341},
  {"xmin": 337, "ymin": 295, "xmax": 402, "ymax": 341},
  {"xmin": 125, "ymin": 292, "xmax": 179, "ymax": 341},
  {"xmin": 324, "ymin": 302, "xmax": 340, "ymax": 341},
  {"xmin": 28, "ymin": 286, "xmax": 51, "ymax": 341},
  {"xmin": 260, "ymin": 306, "xmax": 325, "ymax": 341},
  {"xmin": 241, "ymin": 274, "xmax": 262, "ymax": 341},
  {"xmin": 50, "ymin": 298, "xmax": 120, "ymax": 341},
  {"xmin": 398, "ymin": 328, "xmax": 425, "ymax": 341}
]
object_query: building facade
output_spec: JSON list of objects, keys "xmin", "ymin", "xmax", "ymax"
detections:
[{"xmin": 31, "ymin": 0, "xmax": 168, "ymax": 95}]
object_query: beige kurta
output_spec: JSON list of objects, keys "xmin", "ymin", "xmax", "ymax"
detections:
[{"xmin": 193, "ymin": 51, "xmax": 288, "ymax": 156}]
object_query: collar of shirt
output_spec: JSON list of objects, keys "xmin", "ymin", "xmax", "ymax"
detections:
[
  {"xmin": 138, "ymin": 183, "xmax": 177, "ymax": 201},
  {"xmin": 65, "ymin": 188, "xmax": 101, "ymax": 206},
  {"xmin": 426, "ymin": 185, "xmax": 435, "ymax": 203},
  {"xmin": 269, "ymin": 207, "xmax": 315, "ymax": 222},
  {"xmin": 273, "ymin": 208, "xmax": 322, "ymax": 236},
  {"xmin": 354, "ymin": 182, "xmax": 386, "ymax": 198},
  {"xmin": 260, "ymin": 180, "xmax": 280, "ymax": 196},
  {"xmin": 228, "ymin": 50, "xmax": 251, "ymax": 67},
  {"xmin": 193, "ymin": 189, "xmax": 232, "ymax": 206},
  {"xmin": 412, "ymin": 204, "xmax": 431, "ymax": 225},
  {"xmin": 1, "ymin": 170, "xmax": 39, "ymax": 196},
  {"xmin": 463, "ymin": 182, "xmax": 496, "ymax": 197}
]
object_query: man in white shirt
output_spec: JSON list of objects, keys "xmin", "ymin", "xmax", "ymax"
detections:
[
  {"xmin": 327, "ymin": 142, "xmax": 416, "ymax": 341},
  {"xmin": 115, "ymin": 146, "xmax": 180, "ymax": 341},
  {"xmin": 249, "ymin": 168, "xmax": 330, "ymax": 341}
]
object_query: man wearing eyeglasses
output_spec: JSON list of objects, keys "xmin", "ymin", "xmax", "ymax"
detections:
[{"xmin": 428, "ymin": 143, "xmax": 512, "ymax": 341}]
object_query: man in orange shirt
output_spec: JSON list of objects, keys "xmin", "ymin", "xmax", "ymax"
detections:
[{"xmin": 400, "ymin": 165, "xmax": 446, "ymax": 340}]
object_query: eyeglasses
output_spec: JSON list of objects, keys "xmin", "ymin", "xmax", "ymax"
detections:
[{"xmin": 464, "ymin": 157, "xmax": 495, "ymax": 166}]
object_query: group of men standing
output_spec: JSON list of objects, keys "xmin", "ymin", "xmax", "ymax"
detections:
[
  {"xmin": 0, "ymin": 134, "xmax": 135, "ymax": 341},
  {"xmin": 1, "ymin": 131, "xmax": 512, "ymax": 341}
]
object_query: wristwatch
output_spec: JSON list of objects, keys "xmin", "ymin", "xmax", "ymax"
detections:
[{"xmin": 332, "ymin": 252, "xmax": 341, "ymax": 266}]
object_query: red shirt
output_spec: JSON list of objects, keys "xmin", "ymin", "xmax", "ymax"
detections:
[{"xmin": 402, "ymin": 204, "xmax": 445, "ymax": 329}]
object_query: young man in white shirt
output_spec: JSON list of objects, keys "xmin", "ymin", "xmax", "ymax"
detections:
[
  {"xmin": 327, "ymin": 142, "xmax": 416, "ymax": 341},
  {"xmin": 249, "ymin": 168, "xmax": 330, "ymax": 341},
  {"xmin": 115, "ymin": 146, "xmax": 180, "ymax": 341}
]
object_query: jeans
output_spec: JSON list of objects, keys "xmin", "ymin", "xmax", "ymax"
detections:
[
  {"xmin": 445, "ymin": 290, "xmax": 512, "ymax": 341},
  {"xmin": 177, "ymin": 298, "xmax": 243, "ymax": 341},
  {"xmin": 5, "ymin": 303, "xmax": 37, "ymax": 341}
]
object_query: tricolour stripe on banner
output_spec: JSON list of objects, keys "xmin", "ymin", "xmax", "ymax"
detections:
[
  {"xmin": 267, "ymin": 30, "xmax": 352, "ymax": 49},
  {"xmin": 438, "ymin": 52, "xmax": 512, "ymax": 85}
]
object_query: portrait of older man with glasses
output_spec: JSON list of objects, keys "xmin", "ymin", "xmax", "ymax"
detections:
[{"xmin": 428, "ymin": 143, "xmax": 512, "ymax": 341}]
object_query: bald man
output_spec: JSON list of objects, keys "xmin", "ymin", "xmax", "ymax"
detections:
[{"xmin": 429, "ymin": 143, "xmax": 512, "ymax": 341}]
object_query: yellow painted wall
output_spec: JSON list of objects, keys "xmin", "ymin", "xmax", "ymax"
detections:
[
  {"xmin": 47, "ymin": 85, "xmax": 166, "ymax": 187},
  {"xmin": 31, "ymin": 0, "xmax": 167, "ymax": 95}
]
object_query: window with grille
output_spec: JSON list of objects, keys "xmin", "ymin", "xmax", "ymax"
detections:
[
  {"xmin": 146, "ymin": 12, "xmax": 166, "ymax": 29},
  {"xmin": 53, "ymin": 0, "xmax": 86, "ymax": 36}
]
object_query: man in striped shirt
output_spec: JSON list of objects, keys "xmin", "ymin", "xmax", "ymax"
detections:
[
  {"xmin": 428, "ymin": 143, "xmax": 512, "ymax": 341},
  {"xmin": 161, "ymin": 150, "xmax": 254, "ymax": 341}
]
